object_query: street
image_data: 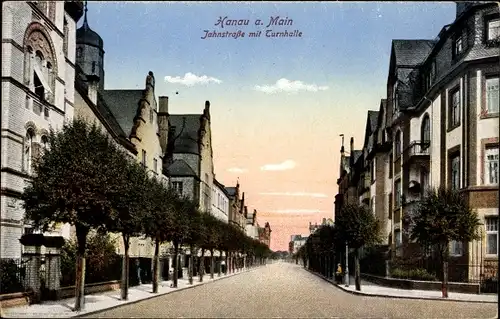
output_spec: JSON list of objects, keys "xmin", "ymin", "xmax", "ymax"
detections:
[{"xmin": 84, "ymin": 262, "xmax": 497, "ymax": 318}]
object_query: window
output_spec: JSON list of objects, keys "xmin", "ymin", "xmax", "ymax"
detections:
[
  {"xmin": 24, "ymin": 129, "xmax": 35, "ymax": 174},
  {"xmin": 394, "ymin": 179, "xmax": 401, "ymax": 208},
  {"xmin": 449, "ymin": 88, "xmax": 460, "ymax": 127},
  {"xmin": 63, "ymin": 18, "xmax": 68, "ymax": 56},
  {"xmin": 150, "ymin": 109, "xmax": 154, "ymax": 123},
  {"xmin": 389, "ymin": 153, "xmax": 393, "ymax": 178},
  {"xmin": 41, "ymin": 135, "xmax": 48, "ymax": 153},
  {"xmin": 395, "ymin": 131, "xmax": 402, "ymax": 158},
  {"xmin": 24, "ymin": 46, "xmax": 33, "ymax": 85},
  {"xmin": 24, "ymin": 227, "xmax": 34, "ymax": 235},
  {"xmin": 392, "ymin": 82, "xmax": 398, "ymax": 115},
  {"xmin": 420, "ymin": 168, "xmax": 429, "ymax": 196},
  {"xmin": 91, "ymin": 61, "xmax": 96, "ymax": 74},
  {"xmin": 450, "ymin": 241, "xmax": 463, "ymax": 256},
  {"xmin": 153, "ymin": 158, "xmax": 158, "ymax": 173},
  {"xmin": 450, "ymin": 153, "xmax": 460, "ymax": 190},
  {"xmin": 388, "ymin": 193, "xmax": 393, "ymax": 219},
  {"xmin": 485, "ymin": 217, "xmax": 498, "ymax": 256},
  {"xmin": 487, "ymin": 18, "xmax": 500, "ymax": 41},
  {"xmin": 370, "ymin": 159, "xmax": 376, "ymax": 183},
  {"xmin": 76, "ymin": 47, "xmax": 83, "ymax": 58},
  {"xmin": 485, "ymin": 146, "xmax": 499, "ymax": 185},
  {"xmin": 172, "ymin": 181, "xmax": 183, "ymax": 195},
  {"xmin": 370, "ymin": 197, "xmax": 375, "ymax": 215},
  {"xmin": 454, "ymin": 35, "xmax": 463, "ymax": 57},
  {"xmin": 142, "ymin": 150, "xmax": 146, "ymax": 167},
  {"xmin": 421, "ymin": 115, "xmax": 431, "ymax": 148},
  {"xmin": 486, "ymin": 77, "xmax": 499, "ymax": 114},
  {"xmin": 394, "ymin": 229, "xmax": 402, "ymax": 247}
]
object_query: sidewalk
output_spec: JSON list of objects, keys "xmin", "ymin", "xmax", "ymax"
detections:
[
  {"xmin": 305, "ymin": 268, "xmax": 497, "ymax": 304},
  {"xmin": 2, "ymin": 268, "xmax": 257, "ymax": 318}
]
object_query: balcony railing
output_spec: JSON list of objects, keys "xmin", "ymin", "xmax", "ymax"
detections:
[{"xmin": 403, "ymin": 140, "xmax": 430, "ymax": 166}]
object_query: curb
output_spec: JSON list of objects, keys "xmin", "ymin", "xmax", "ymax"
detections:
[
  {"xmin": 303, "ymin": 268, "xmax": 497, "ymax": 304},
  {"xmin": 72, "ymin": 266, "xmax": 262, "ymax": 318}
]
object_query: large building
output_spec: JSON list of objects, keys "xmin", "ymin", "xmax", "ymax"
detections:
[
  {"xmin": 245, "ymin": 209, "xmax": 259, "ymax": 239},
  {"xmin": 335, "ymin": 1, "xmax": 499, "ymax": 283},
  {"xmin": 1, "ymin": 1, "xmax": 84, "ymax": 259}
]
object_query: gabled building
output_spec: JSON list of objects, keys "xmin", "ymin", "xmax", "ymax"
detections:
[
  {"xmin": 225, "ymin": 182, "xmax": 246, "ymax": 230},
  {"xmin": 211, "ymin": 178, "xmax": 229, "ymax": 223},
  {"xmin": 245, "ymin": 209, "xmax": 259, "ymax": 239},
  {"xmin": 258, "ymin": 222, "xmax": 272, "ymax": 247},
  {"xmin": 164, "ymin": 102, "xmax": 214, "ymax": 213}
]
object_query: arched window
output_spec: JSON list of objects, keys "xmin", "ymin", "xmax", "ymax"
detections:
[
  {"xmin": 421, "ymin": 114, "xmax": 431, "ymax": 150},
  {"xmin": 41, "ymin": 135, "xmax": 48, "ymax": 150},
  {"xmin": 25, "ymin": 128, "xmax": 35, "ymax": 174},
  {"xmin": 395, "ymin": 130, "xmax": 402, "ymax": 157}
]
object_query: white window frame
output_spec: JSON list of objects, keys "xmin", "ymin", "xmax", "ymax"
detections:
[
  {"xmin": 454, "ymin": 36, "xmax": 463, "ymax": 56},
  {"xmin": 449, "ymin": 240, "xmax": 463, "ymax": 257},
  {"xmin": 485, "ymin": 216, "xmax": 498, "ymax": 257},
  {"xmin": 485, "ymin": 146, "xmax": 499, "ymax": 185},
  {"xmin": 487, "ymin": 18, "xmax": 500, "ymax": 41},
  {"xmin": 394, "ymin": 179, "xmax": 402, "ymax": 208},
  {"xmin": 451, "ymin": 154, "xmax": 460, "ymax": 190},
  {"xmin": 486, "ymin": 77, "xmax": 499, "ymax": 114},
  {"xmin": 172, "ymin": 181, "xmax": 183, "ymax": 196},
  {"xmin": 451, "ymin": 89, "xmax": 460, "ymax": 126}
]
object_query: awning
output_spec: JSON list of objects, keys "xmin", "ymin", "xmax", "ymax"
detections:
[{"xmin": 33, "ymin": 63, "xmax": 53, "ymax": 94}]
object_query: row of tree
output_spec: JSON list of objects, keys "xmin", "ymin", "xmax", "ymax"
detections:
[
  {"xmin": 295, "ymin": 188, "xmax": 481, "ymax": 298},
  {"xmin": 22, "ymin": 118, "xmax": 271, "ymax": 311}
]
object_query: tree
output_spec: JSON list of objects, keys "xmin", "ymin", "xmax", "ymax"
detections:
[
  {"xmin": 106, "ymin": 160, "xmax": 150, "ymax": 300},
  {"xmin": 183, "ymin": 201, "xmax": 203, "ymax": 285},
  {"xmin": 143, "ymin": 179, "xmax": 176, "ymax": 293},
  {"xmin": 336, "ymin": 203, "xmax": 381, "ymax": 291},
  {"xmin": 167, "ymin": 194, "xmax": 194, "ymax": 288},
  {"xmin": 200, "ymin": 213, "xmax": 221, "ymax": 280},
  {"xmin": 22, "ymin": 118, "xmax": 125, "ymax": 311},
  {"xmin": 405, "ymin": 187, "xmax": 481, "ymax": 298}
]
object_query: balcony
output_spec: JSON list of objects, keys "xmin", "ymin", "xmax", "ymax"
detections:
[{"xmin": 403, "ymin": 140, "xmax": 430, "ymax": 167}]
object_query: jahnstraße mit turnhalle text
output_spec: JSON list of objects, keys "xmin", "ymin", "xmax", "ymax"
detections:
[
  {"xmin": 201, "ymin": 29, "xmax": 303, "ymax": 39},
  {"xmin": 201, "ymin": 15, "xmax": 303, "ymax": 39}
]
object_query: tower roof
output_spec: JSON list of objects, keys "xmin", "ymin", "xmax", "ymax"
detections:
[{"xmin": 76, "ymin": 1, "xmax": 103, "ymax": 48}]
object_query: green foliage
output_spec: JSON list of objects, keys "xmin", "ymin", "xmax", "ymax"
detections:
[
  {"xmin": 390, "ymin": 267, "xmax": 438, "ymax": 281},
  {"xmin": 406, "ymin": 187, "xmax": 481, "ymax": 254},
  {"xmin": 142, "ymin": 178, "xmax": 175, "ymax": 244},
  {"xmin": 336, "ymin": 203, "xmax": 382, "ymax": 249},
  {"xmin": 60, "ymin": 232, "xmax": 122, "ymax": 286},
  {"xmin": 22, "ymin": 118, "xmax": 125, "ymax": 233},
  {"xmin": 0, "ymin": 259, "xmax": 26, "ymax": 294}
]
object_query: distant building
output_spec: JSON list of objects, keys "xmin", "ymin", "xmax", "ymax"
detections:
[
  {"xmin": 211, "ymin": 178, "xmax": 229, "ymax": 223},
  {"xmin": 258, "ymin": 222, "xmax": 272, "ymax": 247},
  {"xmin": 289, "ymin": 235, "xmax": 308, "ymax": 255},
  {"xmin": 245, "ymin": 209, "xmax": 259, "ymax": 239}
]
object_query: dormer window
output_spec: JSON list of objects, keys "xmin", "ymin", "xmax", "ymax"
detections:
[
  {"xmin": 453, "ymin": 35, "xmax": 463, "ymax": 58},
  {"xmin": 487, "ymin": 18, "xmax": 500, "ymax": 41}
]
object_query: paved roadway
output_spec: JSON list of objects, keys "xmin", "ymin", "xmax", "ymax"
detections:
[{"xmin": 84, "ymin": 262, "xmax": 497, "ymax": 318}]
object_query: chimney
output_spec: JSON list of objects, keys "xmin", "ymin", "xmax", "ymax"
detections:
[
  {"xmin": 86, "ymin": 74, "xmax": 100, "ymax": 105},
  {"xmin": 204, "ymin": 100, "xmax": 211, "ymax": 120},
  {"xmin": 159, "ymin": 96, "xmax": 169, "ymax": 114}
]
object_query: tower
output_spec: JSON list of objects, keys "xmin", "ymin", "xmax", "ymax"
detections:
[{"xmin": 76, "ymin": 1, "xmax": 105, "ymax": 91}]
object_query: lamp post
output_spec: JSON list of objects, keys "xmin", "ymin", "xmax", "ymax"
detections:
[{"xmin": 344, "ymin": 241, "xmax": 349, "ymax": 287}]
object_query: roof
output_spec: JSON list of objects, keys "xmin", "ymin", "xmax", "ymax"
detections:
[
  {"xmin": 76, "ymin": 9, "xmax": 103, "ymax": 49},
  {"xmin": 165, "ymin": 159, "xmax": 198, "ymax": 177},
  {"xmin": 368, "ymin": 111, "xmax": 379, "ymax": 133},
  {"xmin": 377, "ymin": 99, "xmax": 387, "ymax": 126},
  {"xmin": 392, "ymin": 40, "xmax": 436, "ymax": 66},
  {"xmin": 101, "ymin": 89, "xmax": 144, "ymax": 137},
  {"xmin": 352, "ymin": 150, "xmax": 362, "ymax": 164},
  {"xmin": 74, "ymin": 64, "xmax": 134, "ymax": 151},
  {"xmin": 225, "ymin": 187, "xmax": 237, "ymax": 197},
  {"xmin": 214, "ymin": 178, "xmax": 230, "ymax": 196},
  {"xmin": 169, "ymin": 114, "xmax": 203, "ymax": 155}
]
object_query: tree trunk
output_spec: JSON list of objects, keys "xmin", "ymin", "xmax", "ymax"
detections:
[
  {"xmin": 199, "ymin": 248, "xmax": 205, "ymax": 282},
  {"xmin": 210, "ymin": 249, "xmax": 215, "ymax": 279},
  {"xmin": 442, "ymin": 244, "xmax": 449, "ymax": 298},
  {"xmin": 188, "ymin": 245, "xmax": 194, "ymax": 285},
  {"xmin": 152, "ymin": 238, "xmax": 160, "ymax": 293},
  {"xmin": 354, "ymin": 248, "xmax": 361, "ymax": 291},
  {"xmin": 121, "ymin": 234, "xmax": 130, "ymax": 300},
  {"xmin": 224, "ymin": 251, "xmax": 229, "ymax": 275},
  {"xmin": 217, "ymin": 251, "xmax": 222, "ymax": 277},
  {"xmin": 74, "ymin": 224, "xmax": 89, "ymax": 312},
  {"xmin": 172, "ymin": 241, "xmax": 179, "ymax": 288}
]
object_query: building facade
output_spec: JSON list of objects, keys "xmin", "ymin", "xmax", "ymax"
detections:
[
  {"xmin": 245, "ymin": 209, "xmax": 259, "ymax": 239},
  {"xmin": 1, "ymin": 1, "xmax": 84, "ymax": 258},
  {"xmin": 258, "ymin": 222, "xmax": 272, "ymax": 247},
  {"xmin": 225, "ymin": 182, "xmax": 247, "ymax": 230},
  {"xmin": 334, "ymin": 1, "xmax": 499, "ymax": 282},
  {"xmin": 211, "ymin": 178, "xmax": 229, "ymax": 223}
]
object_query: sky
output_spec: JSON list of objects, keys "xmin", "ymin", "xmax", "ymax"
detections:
[{"xmin": 84, "ymin": 1, "xmax": 456, "ymax": 251}]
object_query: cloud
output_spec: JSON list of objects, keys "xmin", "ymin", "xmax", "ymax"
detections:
[
  {"xmin": 227, "ymin": 167, "xmax": 248, "ymax": 173},
  {"xmin": 164, "ymin": 72, "xmax": 222, "ymax": 86},
  {"xmin": 270, "ymin": 209, "xmax": 325, "ymax": 214},
  {"xmin": 259, "ymin": 192, "xmax": 328, "ymax": 198},
  {"xmin": 254, "ymin": 78, "xmax": 329, "ymax": 94},
  {"xmin": 260, "ymin": 160, "xmax": 296, "ymax": 171}
]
